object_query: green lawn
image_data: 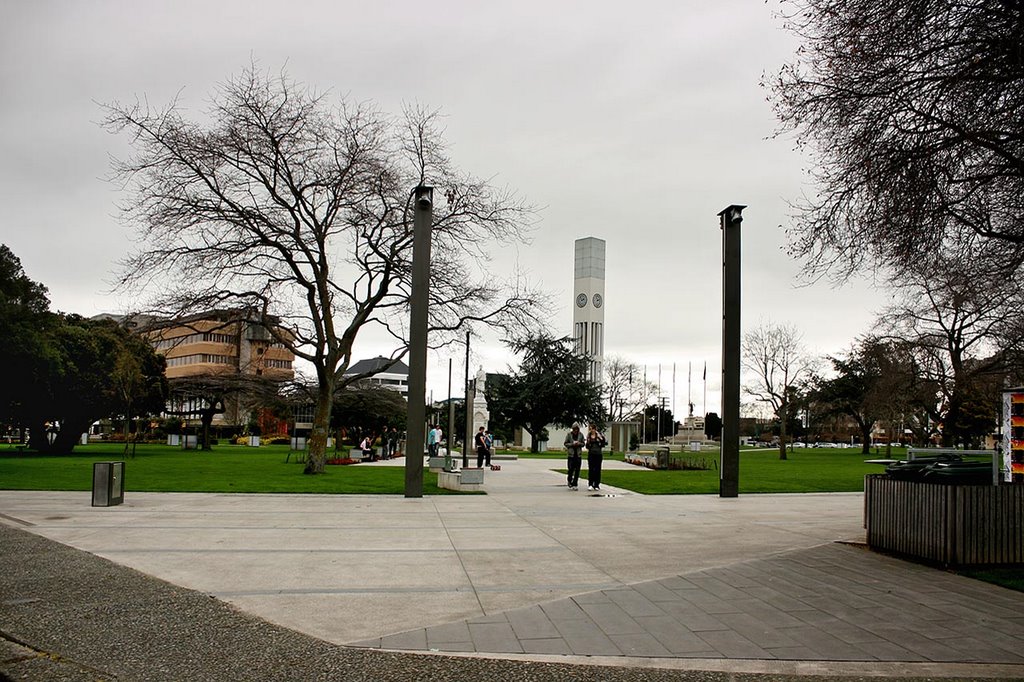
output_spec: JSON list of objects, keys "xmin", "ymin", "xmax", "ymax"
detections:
[
  {"xmin": 958, "ymin": 567, "xmax": 1024, "ymax": 593},
  {"xmin": 0, "ymin": 443, "xmax": 463, "ymax": 494},
  {"xmin": 554, "ymin": 446, "xmax": 893, "ymax": 494},
  {"xmin": 0, "ymin": 443, "xmax": 897, "ymax": 495}
]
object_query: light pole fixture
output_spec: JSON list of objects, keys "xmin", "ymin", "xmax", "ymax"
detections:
[
  {"xmin": 405, "ymin": 186, "xmax": 433, "ymax": 498},
  {"xmin": 464, "ymin": 330, "xmax": 472, "ymax": 470},
  {"xmin": 719, "ymin": 204, "xmax": 745, "ymax": 498}
]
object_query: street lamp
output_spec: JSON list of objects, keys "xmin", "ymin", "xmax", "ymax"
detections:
[
  {"xmin": 719, "ymin": 204, "xmax": 745, "ymax": 498},
  {"xmin": 404, "ymin": 186, "xmax": 432, "ymax": 498}
]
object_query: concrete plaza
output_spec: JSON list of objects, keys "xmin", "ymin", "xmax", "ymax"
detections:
[{"xmin": 2, "ymin": 456, "xmax": 1023, "ymax": 680}]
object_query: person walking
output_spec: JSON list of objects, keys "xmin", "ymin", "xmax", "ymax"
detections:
[
  {"xmin": 484, "ymin": 429, "xmax": 494, "ymax": 467},
  {"xmin": 564, "ymin": 423, "xmax": 585, "ymax": 490},
  {"xmin": 427, "ymin": 424, "xmax": 437, "ymax": 458},
  {"xmin": 474, "ymin": 426, "xmax": 489, "ymax": 468},
  {"xmin": 586, "ymin": 422, "xmax": 607, "ymax": 491},
  {"xmin": 386, "ymin": 427, "xmax": 398, "ymax": 458}
]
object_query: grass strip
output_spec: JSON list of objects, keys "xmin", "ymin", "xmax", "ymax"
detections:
[{"xmin": 0, "ymin": 443, "xmax": 469, "ymax": 495}]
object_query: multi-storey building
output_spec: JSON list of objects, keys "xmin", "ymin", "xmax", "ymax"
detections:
[
  {"xmin": 95, "ymin": 310, "xmax": 295, "ymax": 428},
  {"xmin": 141, "ymin": 310, "xmax": 294, "ymax": 381}
]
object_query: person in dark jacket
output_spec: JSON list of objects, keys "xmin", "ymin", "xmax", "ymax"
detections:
[
  {"xmin": 586, "ymin": 423, "xmax": 607, "ymax": 491},
  {"xmin": 563, "ymin": 423, "xmax": 585, "ymax": 490},
  {"xmin": 474, "ymin": 426, "xmax": 490, "ymax": 468}
]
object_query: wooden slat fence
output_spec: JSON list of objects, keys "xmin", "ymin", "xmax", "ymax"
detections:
[{"xmin": 865, "ymin": 474, "xmax": 1024, "ymax": 566}]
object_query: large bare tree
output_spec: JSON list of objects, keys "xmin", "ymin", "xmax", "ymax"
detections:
[
  {"xmin": 878, "ymin": 259, "xmax": 1024, "ymax": 447},
  {"xmin": 743, "ymin": 322, "xmax": 816, "ymax": 460},
  {"xmin": 104, "ymin": 65, "xmax": 542, "ymax": 473},
  {"xmin": 602, "ymin": 356, "xmax": 658, "ymax": 421},
  {"xmin": 770, "ymin": 0, "xmax": 1024, "ymax": 279}
]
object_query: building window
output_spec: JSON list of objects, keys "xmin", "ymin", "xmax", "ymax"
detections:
[
  {"xmin": 154, "ymin": 332, "xmax": 235, "ymax": 350},
  {"xmin": 165, "ymin": 354, "xmax": 236, "ymax": 367}
]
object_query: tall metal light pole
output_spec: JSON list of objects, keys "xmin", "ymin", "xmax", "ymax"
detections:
[
  {"xmin": 719, "ymin": 204, "xmax": 745, "ymax": 498},
  {"xmin": 446, "ymin": 358, "xmax": 454, "ymax": 471},
  {"xmin": 463, "ymin": 331, "xmax": 471, "ymax": 469},
  {"xmin": 404, "ymin": 186, "xmax": 432, "ymax": 498}
]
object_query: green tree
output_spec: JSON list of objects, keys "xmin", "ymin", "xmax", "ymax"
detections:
[
  {"xmin": 110, "ymin": 327, "xmax": 168, "ymax": 456},
  {"xmin": 811, "ymin": 342, "xmax": 887, "ymax": 454},
  {"xmin": 638, "ymin": 403, "xmax": 676, "ymax": 443},
  {"xmin": 331, "ymin": 383, "xmax": 407, "ymax": 445},
  {"xmin": 104, "ymin": 65, "xmax": 542, "ymax": 475},
  {"xmin": 0, "ymin": 245, "xmax": 55, "ymax": 434},
  {"xmin": 704, "ymin": 412, "xmax": 722, "ymax": 441},
  {"xmin": 24, "ymin": 317, "xmax": 167, "ymax": 453},
  {"xmin": 167, "ymin": 373, "xmax": 283, "ymax": 450},
  {"xmin": 490, "ymin": 335, "xmax": 603, "ymax": 453}
]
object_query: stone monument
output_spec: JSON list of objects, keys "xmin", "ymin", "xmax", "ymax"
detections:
[{"xmin": 471, "ymin": 366, "xmax": 490, "ymax": 435}]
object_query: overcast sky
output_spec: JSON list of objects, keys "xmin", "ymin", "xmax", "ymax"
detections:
[{"xmin": 0, "ymin": 0, "xmax": 892, "ymax": 417}]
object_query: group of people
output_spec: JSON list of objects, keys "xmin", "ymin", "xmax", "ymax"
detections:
[
  {"xmin": 426, "ymin": 424, "xmax": 444, "ymax": 457},
  {"xmin": 359, "ymin": 427, "xmax": 401, "ymax": 460},
  {"xmin": 563, "ymin": 422, "xmax": 607, "ymax": 491},
  {"xmin": 474, "ymin": 426, "xmax": 495, "ymax": 467}
]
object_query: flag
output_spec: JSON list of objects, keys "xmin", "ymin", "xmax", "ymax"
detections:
[{"xmin": 703, "ymin": 361, "xmax": 707, "ymax": 381}]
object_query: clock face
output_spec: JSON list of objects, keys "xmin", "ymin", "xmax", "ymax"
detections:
[
  {"xmin": 593, "ymin": 293, "xmax": 603, "ymax": 308},
  {"xmin": 576, "ymin": 293, "xmax": 588, "ymax": 308}
]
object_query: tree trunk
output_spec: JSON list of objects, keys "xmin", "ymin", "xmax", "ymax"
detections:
[
  {"xmin": 305, "ymin": 378, "xmax": 334, "ymax": 474},
  {"xmin": 777, "ymin": 413, "xmax": 788, "ymax": 460},
  {"xmin": 27, "ymin": 419, "xmax": 50, "ymax": 453},
  {"xmin": 200, "ymin": 411, "xmax": 214, "ymax": 450},
  {"xmin": 29, "ymin": 417, "xmax": 90, "ymax": 454},
  {"xmin": 860, "ymin": 422, "xmax": 872, "ymax": 455}
]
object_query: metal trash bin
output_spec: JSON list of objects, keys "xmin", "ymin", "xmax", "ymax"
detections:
[
  {"xmin": 656, "ymin": 446, "xmax": 670, "ymax": 470},
  {"xmin": 92, "ymin": 461, "xmax": 124, "ymax": 507}
]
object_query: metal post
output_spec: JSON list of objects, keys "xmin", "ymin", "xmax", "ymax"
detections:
[
  {"xmin": 405, "ymin": 186, "xmax": 432, "ymax": 497},
  {"xmin": 719, "ymin": 204, "xmax": 745, "ymax": 498},
  {"xmin": 446, "ymin": 358, "xmax": 454, "ymax": 471},
  {"xmin": 463, "ymin": 331, "xmax": 471, "ymax": 469}
]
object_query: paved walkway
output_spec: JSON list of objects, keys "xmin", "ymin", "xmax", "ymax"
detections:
[{"xmin": 2, "ymin": 456, "xmax": 1024, "ymax": 680}]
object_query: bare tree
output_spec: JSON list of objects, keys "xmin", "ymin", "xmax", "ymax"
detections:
[
  {"xmin": 103, "ymin": 65, "xmax": 543, "ymax": 473},
  {"xmin": 770, "ymin": 0, "xmax": 1024, "ymax": 279},
  {"xmin": 878, "ymin": 259, "xmax": 1024, "ymax": 447},
  {"xmin": 743, "ymin": 322, "xmax": 816, "ymax": 460},
  {"xmin": 602, "ymin": 356, "xmax": 657, "ymax": 421}
]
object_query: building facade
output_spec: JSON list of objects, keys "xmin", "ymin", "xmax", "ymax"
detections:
[
  {"xmin": 344, "ymin": 356, "xmax": 410, "ymax": 397},
  {"xmin": 139, "ymin": 310, "xmax": 295, "ymax": 381},
  {"xmin": 95, "ymin": 310, "xmax": 296, "ymax": 429}
]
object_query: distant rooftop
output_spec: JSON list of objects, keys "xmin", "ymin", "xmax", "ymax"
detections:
[{"xmin": 346, "ymin": 356, "xmax": 410, "ymax": 376}]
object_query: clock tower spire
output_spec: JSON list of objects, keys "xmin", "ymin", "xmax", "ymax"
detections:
[{"xmin": 572, "ymin": 237, "xmax": 606, "ymax": 385}]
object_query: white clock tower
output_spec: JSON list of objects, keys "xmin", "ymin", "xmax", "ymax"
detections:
[{"xmin": 573, "ymin": 237, "xmax": 606, "ymax": 385}]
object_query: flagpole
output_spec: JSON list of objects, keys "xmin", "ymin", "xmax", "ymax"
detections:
[
  {"xmin": 657, "ymin": 364, "xmax": 663, "ymax": 442},
  {"xmin": 687, "ymin": 361, "xmax": 692, "ymax": 418}
]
